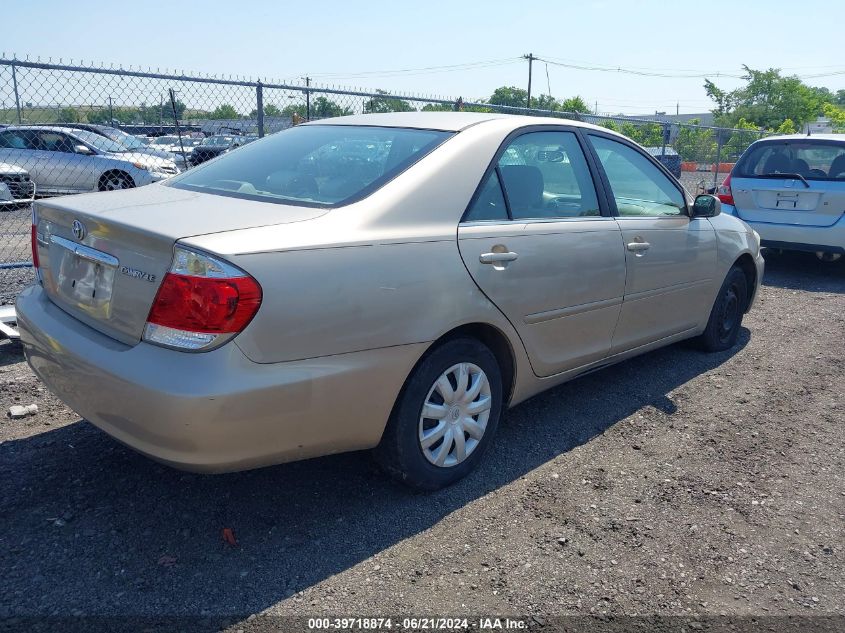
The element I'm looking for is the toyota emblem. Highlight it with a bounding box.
[72,220,86,240]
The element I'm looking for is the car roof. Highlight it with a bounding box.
[307,111,612,134]
[754,134,845,143]
[2,125,86,135]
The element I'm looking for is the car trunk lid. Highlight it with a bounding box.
[33,183,327,345]
[730,176,845,227]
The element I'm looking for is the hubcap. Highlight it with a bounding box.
[418,362,492,468]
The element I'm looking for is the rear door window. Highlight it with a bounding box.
[496,131,600,219]
[736,141,845,180]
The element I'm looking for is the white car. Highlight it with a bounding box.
[718,134,845,261]
[0,161,35,207]
[0,127,180,194]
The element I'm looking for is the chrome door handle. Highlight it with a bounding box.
[626,241,651,253]
[479,251,519,264]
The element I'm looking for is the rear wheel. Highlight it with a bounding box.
[98,171,135,191]
[374,338,502,490]
[694,265,748,352]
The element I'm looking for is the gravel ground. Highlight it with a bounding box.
[0,249,843,631]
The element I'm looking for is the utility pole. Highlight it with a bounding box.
[303,76,312,121]
[523,53,536,109]
[108,96,113,125]
[169,88,188,168]
[676,101,679,116]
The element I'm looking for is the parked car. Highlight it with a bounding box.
[16,113,763,490]
[718,134,845,262]
[0,126,179,195]
[189,135,242,166]
[0,161,35,207]
[644,146,681,178]
[144,135,202,167]
[46,123,188,169]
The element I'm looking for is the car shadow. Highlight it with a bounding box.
[0,338,24,368]
[1,330,749,629]
[762,249,845,294]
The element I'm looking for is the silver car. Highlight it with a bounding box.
[718,134,845,261]
[16,113,763,490]
[0,126,179,195]
[0,161,35,206]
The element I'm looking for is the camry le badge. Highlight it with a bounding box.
[72,220,86,240]
[120,266,157,283]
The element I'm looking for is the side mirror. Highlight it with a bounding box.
[691,194,721,218]
[74,144,95,156]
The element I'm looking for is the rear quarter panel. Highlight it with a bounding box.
[183,118,533,372]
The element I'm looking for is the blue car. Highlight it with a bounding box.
[717,134,845,262]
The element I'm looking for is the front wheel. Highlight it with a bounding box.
[374,338,503,491]
[694,265,748,352]
[98,171,135,191]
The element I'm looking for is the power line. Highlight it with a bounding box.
[306,57,521,79]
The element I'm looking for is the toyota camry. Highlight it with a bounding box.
[16,112,764,489]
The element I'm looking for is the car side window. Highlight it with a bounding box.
[38,132,75,154]
[0,131,30,149]
[589,135,685,217]
[464,169,509,222]
[498,131,600,220]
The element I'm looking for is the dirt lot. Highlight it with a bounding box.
[0,250,843,631]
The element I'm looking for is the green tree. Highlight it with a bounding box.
[87,107,138,125]
[534,94,560,111]
[489,86,529,109]
[209,104,239,119]
[250,103,283,117]
[674,119,717,162]
[705,66,822,130]
[57,107,79,123]
[137,101,186,123]
[560,96,592,114]
[281,103,307,118]
[822,103,845,132]
[722,117,763,161]
[364,90,414,113]
[774,118,797,134]
[311,96,353,118]
[421,103,454,112]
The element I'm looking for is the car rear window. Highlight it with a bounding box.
[735,140,845,180]
[168,124,452,207]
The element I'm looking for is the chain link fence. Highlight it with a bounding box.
[1,56,769,301]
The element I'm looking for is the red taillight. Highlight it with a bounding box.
[147,273,262,334]
[717,173,734,206]
[31,223,40,269]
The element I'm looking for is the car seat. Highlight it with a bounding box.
[829,154,845,179]
[762,153,791,174]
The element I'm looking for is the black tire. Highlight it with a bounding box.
[374,338,503,491]
[98,171,135,191]
[695,265,748,352]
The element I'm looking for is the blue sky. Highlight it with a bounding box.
[5,0,845,115]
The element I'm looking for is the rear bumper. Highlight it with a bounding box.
[16,284,424,473]
[724,204,845,253]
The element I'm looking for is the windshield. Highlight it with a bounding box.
[151,136,179,145]
[70,129,127,153]
[168,124,452,207]
[736,140,845,180]
[203,136,234,146]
